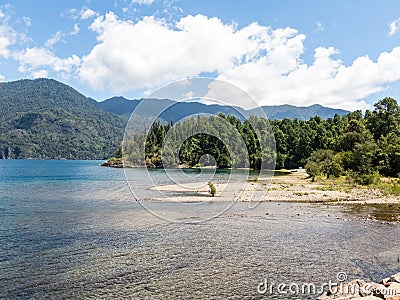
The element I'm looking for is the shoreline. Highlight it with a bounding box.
[149,170,400,205]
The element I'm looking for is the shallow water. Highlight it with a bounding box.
[0,160,399,299]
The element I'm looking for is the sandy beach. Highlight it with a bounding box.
[150,170,400,204]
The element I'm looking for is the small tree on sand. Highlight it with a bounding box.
[208,182,216,197]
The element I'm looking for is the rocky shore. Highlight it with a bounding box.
[100,158,124,168]
[318,272,400,300]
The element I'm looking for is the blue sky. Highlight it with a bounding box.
[1,0,400,110]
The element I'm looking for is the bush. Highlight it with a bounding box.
[380,180,400,195]
[305,149,343,180]
[208,182,216,197]
[305,161,321,181]
[347,171,381,185]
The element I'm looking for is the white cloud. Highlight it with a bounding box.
[71,23,80,35]
[216,46,400,110]
[79,13,265,92]
[0,35,11,58]
[184,90,194,99]
[22,16,31,29]
[32,69,48,78]
[316,21,324,32]
[131,0,155,4]
[68,7,98,20]
[45,31,64,47]
[389,17,400,36]
[80,8,97,20]
[205,79,255,109]
[0,13,24,59]
[77,13,400,110]
[0,74,4,81]
[14,47,80,77]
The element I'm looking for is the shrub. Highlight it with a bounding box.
[347,171,381,185]
[305,149,343,180]
[208,182,216,197]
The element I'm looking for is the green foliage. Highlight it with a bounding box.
[380,179,400,196]
[115,145,123,159]
[352,141,379,174]
[305,149,342,180]
[124,114,272,169]
[273,98,400,179]
[305,161,321,181]
[346,171,381,185]
[0,79,125,159]
[367,97,400,139]
[208,182,216,197]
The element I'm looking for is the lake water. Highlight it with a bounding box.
[0,160,399,299]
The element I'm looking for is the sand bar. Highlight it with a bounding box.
[149,170,400,204]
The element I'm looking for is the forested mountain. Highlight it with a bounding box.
[0,79,125,159]
[98,96,348,121]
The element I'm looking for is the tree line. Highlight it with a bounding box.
[123,114,275,170]
[121,97,400,182]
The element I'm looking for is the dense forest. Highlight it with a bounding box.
[123,114,275,170]
[121,97,400,183]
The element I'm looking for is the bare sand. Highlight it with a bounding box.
[150,170,400,204]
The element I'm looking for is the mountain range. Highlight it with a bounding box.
[0,78,349,159]
[98,96,349,122]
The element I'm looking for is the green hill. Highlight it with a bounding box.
[0,79,125,159]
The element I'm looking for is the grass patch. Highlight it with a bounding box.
[315,174,400,196]
[247,177,259,182]
[379,179,400,196]
[315,176,354,193]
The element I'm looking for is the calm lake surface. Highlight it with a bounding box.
[0,160,399,299]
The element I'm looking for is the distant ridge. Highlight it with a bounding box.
[248,103,349,120]
[98,96,349,121]
[97,96,140,116]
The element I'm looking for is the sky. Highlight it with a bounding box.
[1,0,400,111]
